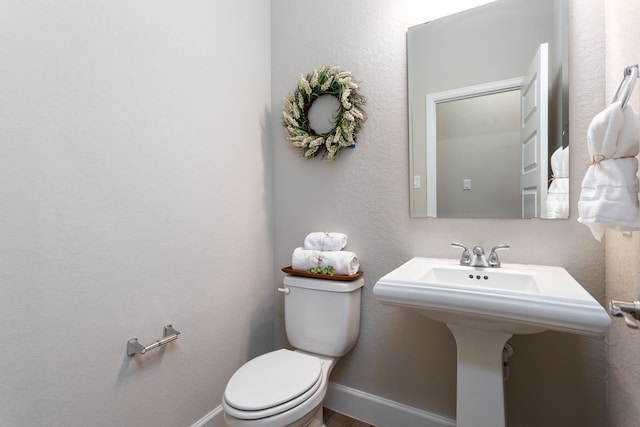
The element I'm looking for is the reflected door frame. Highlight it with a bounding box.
[425,77,524,217]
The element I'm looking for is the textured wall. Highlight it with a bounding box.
[271,0,608,425]
[0,2,272,426]
[604,1,640,426]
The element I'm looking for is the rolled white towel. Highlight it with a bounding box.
[292,247,360,276]
[303,232,348,251]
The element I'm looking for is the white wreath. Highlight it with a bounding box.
[282,65,366,160]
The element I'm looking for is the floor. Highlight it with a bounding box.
[323,408,376,427]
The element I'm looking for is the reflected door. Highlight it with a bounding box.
[520,43,549,218]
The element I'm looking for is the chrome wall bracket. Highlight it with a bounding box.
[609,300,640,329]
[127,324,181,356]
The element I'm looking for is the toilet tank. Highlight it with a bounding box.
[282,275,364,357]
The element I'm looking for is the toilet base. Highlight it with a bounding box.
[302,405,323,427]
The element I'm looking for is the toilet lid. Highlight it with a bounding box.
[224,349,323,413]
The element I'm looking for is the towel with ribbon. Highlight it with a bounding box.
[303,232,348,251]
[578,101,640,241]
[546,146,569,218]
[292,247,360,276]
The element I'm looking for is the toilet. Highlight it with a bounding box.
[222,274,365,427]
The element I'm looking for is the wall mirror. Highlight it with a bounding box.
[408,0,569,219]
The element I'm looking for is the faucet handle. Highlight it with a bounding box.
[488,244,510,268]
[451,242,471,265]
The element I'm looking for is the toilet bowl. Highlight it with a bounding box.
[222,275,364,427]
[223,350,336,427]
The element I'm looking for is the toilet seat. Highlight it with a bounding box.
[223,349,323,420]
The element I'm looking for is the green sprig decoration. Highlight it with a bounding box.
[308,266,335,276]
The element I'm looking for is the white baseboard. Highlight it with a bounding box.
[192,383,455,427]
[324,382,455,427]
[191,405,225,427]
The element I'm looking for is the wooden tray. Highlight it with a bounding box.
[281,266,363,281]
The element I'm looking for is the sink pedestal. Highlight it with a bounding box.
[448,324,512,427]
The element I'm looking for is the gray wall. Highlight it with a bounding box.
[272,0,607,425]
[436,91,522,218]
[0,2,273,426]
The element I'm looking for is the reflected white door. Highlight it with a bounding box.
[520,43,549,218]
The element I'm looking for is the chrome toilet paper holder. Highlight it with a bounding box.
[127,324,181,356]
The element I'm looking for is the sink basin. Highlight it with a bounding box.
[374,257,611,427]
[373,257,610,335]
[420,265,538,293]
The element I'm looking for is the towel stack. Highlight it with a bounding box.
[291,232,360,276]
[545,146,569,218]
[578,101,640,241]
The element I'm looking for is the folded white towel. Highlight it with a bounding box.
[578,102,640,241]
[546,177,569,218]
[587,102,638,159]
[292,247,360,276]
[545,146,569,218]
[550,146,569,179]
[303,232,348,251]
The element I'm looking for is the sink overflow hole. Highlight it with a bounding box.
[468,274,490,280]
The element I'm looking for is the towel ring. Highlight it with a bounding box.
[612,64,638,110]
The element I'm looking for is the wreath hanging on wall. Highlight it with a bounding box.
[282,65,366,160]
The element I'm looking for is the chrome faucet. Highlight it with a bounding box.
[451,242,510,268]
[470,246,488,267]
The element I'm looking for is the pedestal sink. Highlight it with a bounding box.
[373,257,610,427]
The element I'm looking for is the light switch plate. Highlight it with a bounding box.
[414,175,421,189]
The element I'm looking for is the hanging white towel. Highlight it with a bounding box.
[303,232,348,251]
[545,146,569,218]
[578,101,640,241]
[292,247,360,275]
